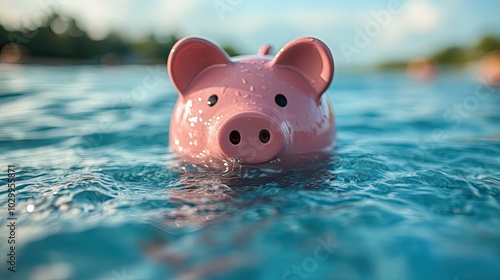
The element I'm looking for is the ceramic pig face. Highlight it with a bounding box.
[167,37,335,165]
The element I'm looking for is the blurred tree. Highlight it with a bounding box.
[432,46,467,65]
[378,36,500,69]
[0,12,234,64]
[0,25,7,41]
[472,36,500,58]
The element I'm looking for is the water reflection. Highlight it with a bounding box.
[162,152,337,228]
[139,154,337,277]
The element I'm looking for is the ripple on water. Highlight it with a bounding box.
[1,67,499,280]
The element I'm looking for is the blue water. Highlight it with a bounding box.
[0,65,499,280]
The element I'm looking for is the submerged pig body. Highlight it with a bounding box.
[167,37,336,165]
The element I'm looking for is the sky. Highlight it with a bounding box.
[1,0,499,66]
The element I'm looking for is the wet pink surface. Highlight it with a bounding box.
[167,37,336,165]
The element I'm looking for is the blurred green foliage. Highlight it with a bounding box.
[471,36,500,58]
[0,13,240,64]
[380,36,500,69]
[433,46,468,64]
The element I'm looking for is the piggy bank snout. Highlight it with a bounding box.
[217,112,287,164]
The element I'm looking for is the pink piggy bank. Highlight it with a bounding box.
[167,37,335,165]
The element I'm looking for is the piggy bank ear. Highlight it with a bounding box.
[167,37,231,94]
[271,37,334,98]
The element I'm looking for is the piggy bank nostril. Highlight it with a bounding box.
[259,129,271,143]
[229,130,241,145]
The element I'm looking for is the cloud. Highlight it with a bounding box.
[154,0,201,34]
[0,0,203,39]
[0,0,60,30]
[282,9,345,31]
[0,0,22,29]
[198,8,345,51]
[405,0,441,32]
[62,0,133,39]
[331,0,445,65]
[377,0,443,45]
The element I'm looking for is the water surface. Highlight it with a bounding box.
[0,65,499,280]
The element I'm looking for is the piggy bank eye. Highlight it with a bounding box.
[275,94,287,107]
[207,95,218,106]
